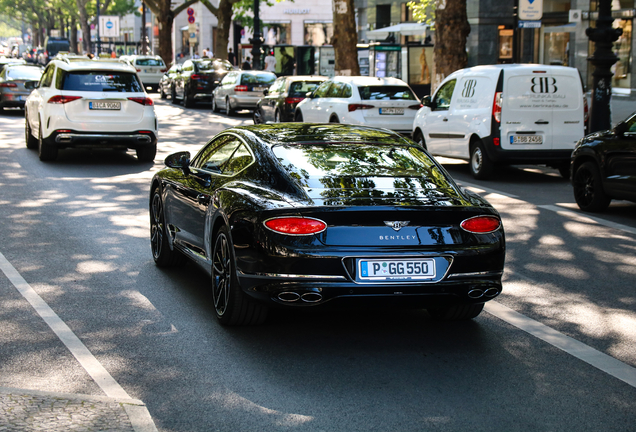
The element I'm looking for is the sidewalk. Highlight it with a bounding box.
[0,387,156,432]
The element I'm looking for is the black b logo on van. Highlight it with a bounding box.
[531,77,558,94]
[462,79,477,98]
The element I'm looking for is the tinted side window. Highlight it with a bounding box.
[313,81,332,98]
[326,82,345,97]
[222,143,253,175]
[358,85,416,100]
[221,73,237,85]
[432,79,456,110]
[288,80,323,97]
[40,65,55,88]
[136,58,165,67]
[195,136,242,172]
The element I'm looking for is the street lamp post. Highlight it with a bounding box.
[96,0,101,55]
[250,0,262,70]
[586,0,622,132]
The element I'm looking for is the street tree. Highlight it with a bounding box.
[76,0,137,54]
[331,0,359,76]
[143,0,199,66]
[407,0,470,88]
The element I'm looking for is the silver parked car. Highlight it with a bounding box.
[212,70,276,116]
[0,64,43,110]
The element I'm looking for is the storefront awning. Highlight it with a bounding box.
[366,23,429,40]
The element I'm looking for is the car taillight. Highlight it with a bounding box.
[235,85,248,92]
[160,69,167,73]
[408,104,423,110]
[348,104,375,112]
[460,216,501,233]
[128,97,154,106]
[492,92,502,123]
[285,97,304,105]
[48,95,82,104]
[0,82,17,88]
[264,217,327,235]
[136,68,141,72]
[191,74,202,80]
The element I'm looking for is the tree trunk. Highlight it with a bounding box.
[433,0,470,89]
[157,13,174,67]
[71,17,78,53]
[76,0,91,54]
[331,0,359,76]
[214,0,233,62]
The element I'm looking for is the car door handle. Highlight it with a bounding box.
[443,118,449,122]
[535,120,549,124]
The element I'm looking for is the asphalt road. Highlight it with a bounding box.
[1,96,635,432]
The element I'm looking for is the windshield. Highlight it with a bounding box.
[135,58,165,67]
[241,73,276,85]
[358,85,417,101]
[59,71,143,92]
[6,66,43,80]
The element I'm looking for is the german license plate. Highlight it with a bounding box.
[253,86,266,92]
[380,108,404,115]
[511,135,542,144]
[358,258,435,281]
[89,101,121,110]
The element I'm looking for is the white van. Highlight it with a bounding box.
[412,64,587,179]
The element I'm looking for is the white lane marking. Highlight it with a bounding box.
[456,180,520,198]
[539,204,636,236]
[0,251,130,398]
[0,250,158,432]
[486,301,636,388]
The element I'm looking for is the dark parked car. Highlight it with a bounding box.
[571,112,636,212]
[159,63,181,99]
[39,37,71,66]
[253,75,328,124]
[0,64,43,110]
[149,124,506,326]
[212,70,276,115]
[172,58,234,108]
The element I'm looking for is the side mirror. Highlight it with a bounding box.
[421,95,434,109]
[165,151,191,175]
[615,121,629,135]
[263,89,269,96]
[305,91,314,98]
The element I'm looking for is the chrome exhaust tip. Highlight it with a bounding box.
[484,288,500,298]
[277,292,300,302]
[301,292,322,303]
[467,289,485,299]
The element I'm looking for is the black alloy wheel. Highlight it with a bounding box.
[295,110,303,122]
[469,141,493,180]
[428,303,484,320]
[253,108,263,124]
[38,123,57,162]
[150,189,185,267]
[25,113,38,149]
[171,86,178,104]
[573,161,611,212]
[225,97,235,116]
[184,87,195,108]
[212,226,268,326]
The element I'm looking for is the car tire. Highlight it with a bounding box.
[160,86,167,99]
[171,87,179,105]
[469,141,494,180]
[413,130,426,150]
[428,303,484,321]
[136,145,157,162]
[38,124,57,162]
[212,96,220,113]
[295,110,303,122]
[329,115,339,123]
[150,188,186,267]
[573,161,611,212]
[274,110,281,123]
[212,225,268,326]
[225,97,235,116]
[25,114,38,149]
[184,89,195,108]
[253,108,263,124]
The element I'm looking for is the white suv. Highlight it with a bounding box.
[25,58,158,162]
[120,55,167,92]
[294,76,421,134]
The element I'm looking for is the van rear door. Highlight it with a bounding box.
[501,67,584,151]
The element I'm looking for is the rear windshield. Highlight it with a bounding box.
[272,143,443,182]
[241,73,276,85]
[6,66,43,80]
[289,81,323,97]
[358,86,417,101]
[58,71,143,92]
[47,41,70,54]
[135,58,165,67]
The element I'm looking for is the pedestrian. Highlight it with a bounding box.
[202,47,209,58]
[228,48,237,66]
[264,50,276,72]
[280,47,295,75]
[242,56,252,70]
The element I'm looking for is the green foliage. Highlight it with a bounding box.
[233,0,290,30]
[0,15,21,37]
[407,0,435,27]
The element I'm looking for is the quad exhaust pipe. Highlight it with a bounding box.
[277,291,323,303]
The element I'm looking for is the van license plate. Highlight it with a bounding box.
[380,108,404,115]
[89,101,121,110]
[358,259,435,281]
[511,135,542,144]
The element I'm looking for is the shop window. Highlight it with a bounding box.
[304,21,333,46]
[263,22,291,45]
[544,32,570,66]
[499,29,514,60]
[376,5,391,29]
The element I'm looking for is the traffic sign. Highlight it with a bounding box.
[188,15,195,24]
[187,7,195,16]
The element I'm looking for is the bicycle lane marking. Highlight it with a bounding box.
[0,250,158,432]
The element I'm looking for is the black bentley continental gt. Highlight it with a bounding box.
[149,124,505,326]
